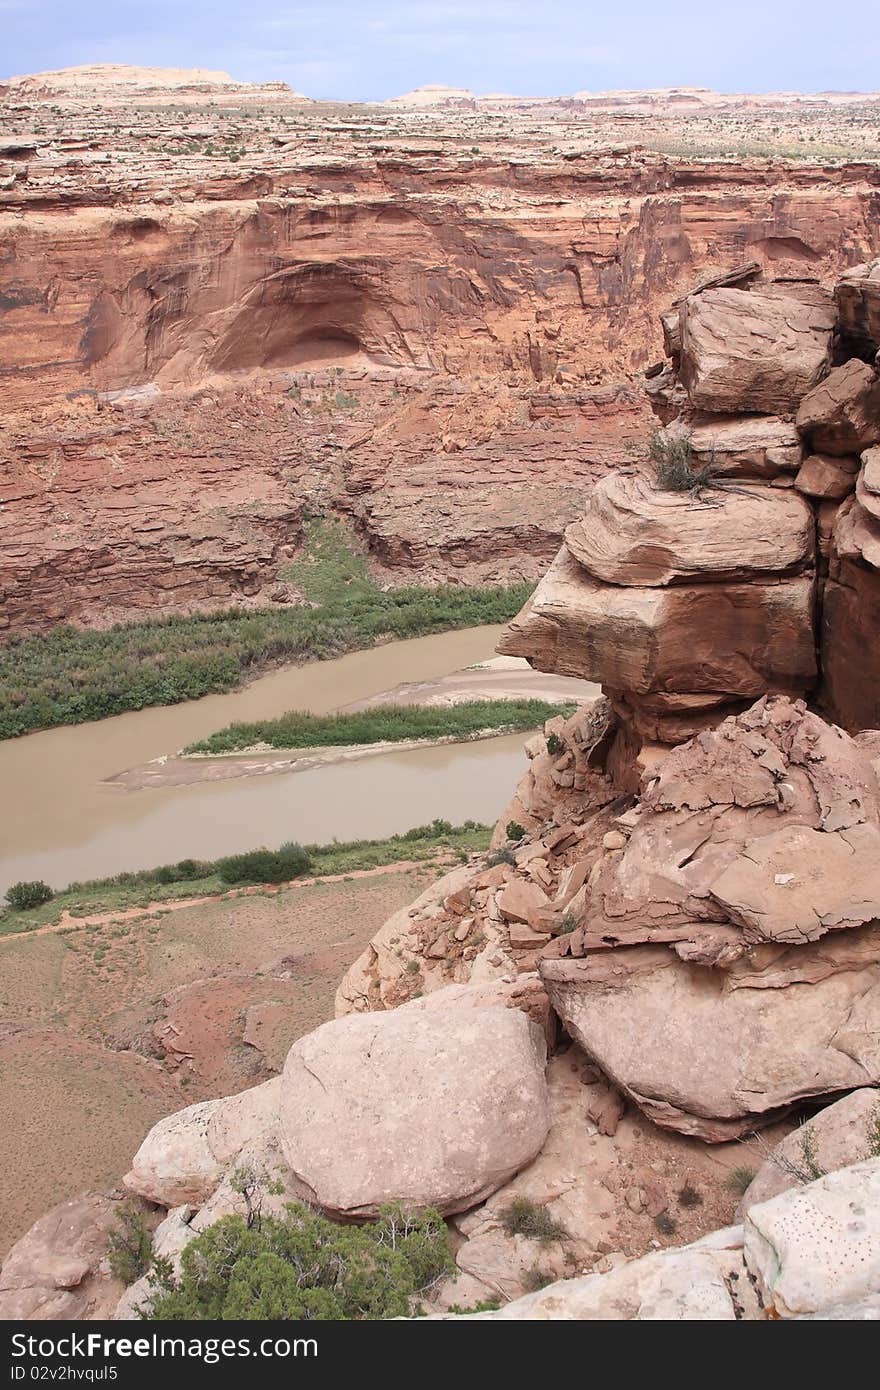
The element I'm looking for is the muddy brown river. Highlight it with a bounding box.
[0,626,541,892]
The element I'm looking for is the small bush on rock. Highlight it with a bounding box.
[4,880,53,911]
[142,1203,452,1320]
[725,1166,756,1196]
[546,732,564,756]
[486,846,517,868]
[650,430,703,491]
[505,821,526,843]
[500,1197,566,1245]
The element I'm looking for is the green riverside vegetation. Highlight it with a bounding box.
[184,698,577,755]
[0,819,491,936]
[0,519,534,740]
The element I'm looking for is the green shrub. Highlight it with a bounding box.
[0,518,535,741]
[1,822,493,933]
[4,880,53,910]
[216,843,312,885]
[185,699,573,756]
[505,821,526,842]
[500,1197,566,1245]
[142,1204,452,1320]
[546,732,564,756]
[108,1200,153,1286]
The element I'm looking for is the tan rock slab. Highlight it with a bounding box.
[796,359,880,456]
[566,471,813,586]
[497,877,549,925]
[688,415,802,478]
[680,287,833,414]
[708,822,880,944]
[278,1000,550,1217]
[498,545,816,698]
[541,942,880,1141]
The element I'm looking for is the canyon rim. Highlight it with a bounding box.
[1,37,880,1335]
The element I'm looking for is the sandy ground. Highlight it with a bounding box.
[103,660,599,791]
[0,866,431,1257]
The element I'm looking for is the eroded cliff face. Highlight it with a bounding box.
[2,92,879,629]
[337,256,880,1146]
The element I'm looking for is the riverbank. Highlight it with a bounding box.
[104,663,591,791]
[183,696,575,757]
[0,519,533,739]
[0,820,491,936]
[0,629,597,894]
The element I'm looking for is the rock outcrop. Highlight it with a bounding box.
[279,999,549,1218]
[124,1077,281,1207]
[744,1157,880,1318]
[738,1088,880,1215]
[339,694,880,1142]
[678,285,833,413]
[501,256,880,740]
[444,1158,880,1320]
[1,84,879,628]
[0,1194,126,1321]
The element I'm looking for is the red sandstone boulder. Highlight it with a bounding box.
[498,545,816,700]
[124,1077,281,1207]
[541,938,880,1141]
[796,359,880,456]
[687,415,802,478]
[0,1194,125,1321]
[538,697,880,1140]
[856,446,880,522]
[565,472,814,586]
[835,259,880,354]
[679,287,833,414]
[822,508,880,731]
[794,453,859,500]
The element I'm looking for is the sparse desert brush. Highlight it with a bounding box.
[725,1166,756,1196]
[649,430,706,491]
[500,1196,566,1245]
[677,1181,703,1209]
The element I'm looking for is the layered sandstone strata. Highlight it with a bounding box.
[1,81,879,628]
[501,258,880,737]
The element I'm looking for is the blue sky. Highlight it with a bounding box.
[2,1,879,101]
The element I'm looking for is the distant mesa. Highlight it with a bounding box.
[0,63,311,104]
[383,83,880,111]
[385,85,476,107]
